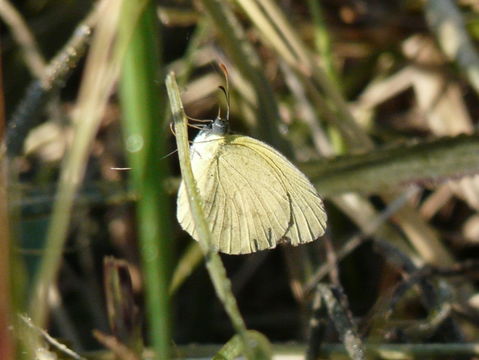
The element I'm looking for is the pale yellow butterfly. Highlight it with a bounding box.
[177,77,326,255]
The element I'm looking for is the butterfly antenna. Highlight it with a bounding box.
[219,64,230,120]
[169,122,176,137]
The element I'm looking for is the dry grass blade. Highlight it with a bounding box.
[0,0,46,79]
[29,0,123,330]
[426,0,479,94]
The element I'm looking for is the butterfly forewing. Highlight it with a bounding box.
[177,134,327,254]
[215,147,291,253]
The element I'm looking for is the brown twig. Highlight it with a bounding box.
[6,3,101,157]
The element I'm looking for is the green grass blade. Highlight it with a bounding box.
[118,1,172,359]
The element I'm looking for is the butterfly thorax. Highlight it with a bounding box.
[191,128,226,165]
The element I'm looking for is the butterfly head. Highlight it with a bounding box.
[210,115,229,136]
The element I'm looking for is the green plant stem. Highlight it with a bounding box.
[166,72,264,359]
[304,134,479,196]
[119,1,171,359]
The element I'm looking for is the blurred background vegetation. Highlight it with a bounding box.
[2,0,479,359]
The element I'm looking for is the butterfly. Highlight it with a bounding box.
[176,108,327,254]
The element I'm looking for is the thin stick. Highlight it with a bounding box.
[0,0,46,79]
[19,314,86,360]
